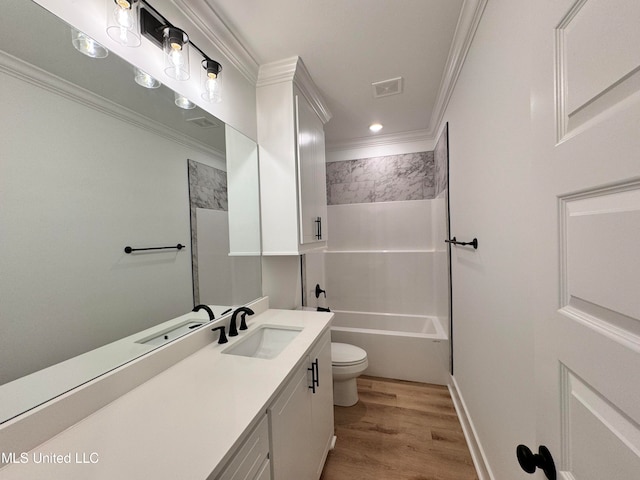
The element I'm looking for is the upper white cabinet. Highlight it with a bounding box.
[257,57,332,255]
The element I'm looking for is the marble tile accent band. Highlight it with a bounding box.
[326,151,435,205]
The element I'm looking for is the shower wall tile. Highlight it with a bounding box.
[327,201,432,250]
[188,159,227,211]
[325,251,435,315]
[326,151,435,205]
[434,124,448,198]
[329,181,375,205]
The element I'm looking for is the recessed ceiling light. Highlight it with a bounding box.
[369,123,383,133]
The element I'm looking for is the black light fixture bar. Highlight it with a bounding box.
[139,0,208,59]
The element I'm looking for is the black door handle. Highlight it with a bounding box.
[516,445,556,480]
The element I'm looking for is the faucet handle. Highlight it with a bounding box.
[211,326,228,344]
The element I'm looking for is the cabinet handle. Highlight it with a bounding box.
[308,359,319,393]
[308,364,316,393]
[313,359,320,388]
[315,217,322,240]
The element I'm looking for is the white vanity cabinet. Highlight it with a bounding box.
[213,415,271,480]
[268,330,334,480]
[257,57,332,255]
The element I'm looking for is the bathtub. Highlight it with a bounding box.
[330,310,450,385]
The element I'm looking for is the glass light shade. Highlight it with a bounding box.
[163,27,190,80]
[106,0,141,47]
[174,92,196,110]
[71,28,109,58]
[134,68,160,89]
[369,123,383,132]
[201,59,222,103]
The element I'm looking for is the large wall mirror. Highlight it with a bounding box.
[0,0,261,424]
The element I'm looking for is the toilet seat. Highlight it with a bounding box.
[332,342,367,366]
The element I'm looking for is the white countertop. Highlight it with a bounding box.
[0,308,333,479]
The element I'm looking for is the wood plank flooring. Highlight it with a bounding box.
[320,376,478,480]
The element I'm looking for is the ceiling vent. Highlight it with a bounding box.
[185,116,222,128]
[371,77,404,98]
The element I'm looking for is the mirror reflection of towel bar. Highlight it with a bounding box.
[124,244,185,254]
[445,237,478,249]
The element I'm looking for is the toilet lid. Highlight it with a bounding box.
[331,342,367,366]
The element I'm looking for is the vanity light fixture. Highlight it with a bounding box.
[369,123,383,133]
[201,59,222,103]
[139,1,222,92]
[71,28,109,58]
[106,0,141,47]
[134,67,161,88]
[174,92,196,109]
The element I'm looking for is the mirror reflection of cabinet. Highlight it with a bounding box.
[257,57,332,255]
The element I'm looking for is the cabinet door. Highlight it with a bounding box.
[214,416,270,480]
[295,93,327,245]
[268,365,314,480]
[309,332,334,478]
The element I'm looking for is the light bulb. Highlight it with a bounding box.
[203,74,221,103]
[201,59,222,103]
[106,0,141,47]
[163,27,190,80]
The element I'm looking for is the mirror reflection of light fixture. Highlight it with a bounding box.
[134,67,161,88]
[106,0,141,47]
[201,59,222,103]
[163,27,189,81]
[174,92,196,109]
[71,28,109,58]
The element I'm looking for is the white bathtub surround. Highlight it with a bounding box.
[331,311,449,384]
[308,199,450,384]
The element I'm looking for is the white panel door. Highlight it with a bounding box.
[528,0,640,478]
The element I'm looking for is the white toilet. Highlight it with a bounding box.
[331,342,368,407]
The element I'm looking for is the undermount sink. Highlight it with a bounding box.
[223,325,302,359]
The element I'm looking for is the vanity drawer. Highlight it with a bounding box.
[213,415,270,480]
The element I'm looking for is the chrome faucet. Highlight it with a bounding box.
[192,304,215,321]
[229,307,255,337]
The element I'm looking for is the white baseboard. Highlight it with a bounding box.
[448,375,494,480]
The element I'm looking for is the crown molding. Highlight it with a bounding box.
[0,50,225,161]
[256,56,299,87]
[257,56,332,124]
[428,0,488,136]
[172,0,260,85]
[326,129,434,153]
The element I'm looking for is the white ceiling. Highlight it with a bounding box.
[204,0,464,147]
